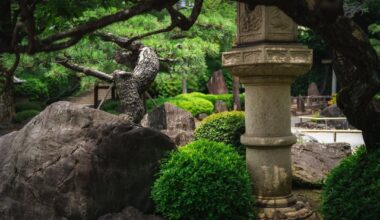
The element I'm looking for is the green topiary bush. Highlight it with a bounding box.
[321,147,380,220]
[146,96,214,116]
[195,111,245,155]
[152,140,255,220]
[176,92,245,110]
[13,110,40,123]
[170,96,214,116]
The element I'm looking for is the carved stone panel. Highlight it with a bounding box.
[266,6,297,41]
[237,3,264,44]
[237,4,297,44]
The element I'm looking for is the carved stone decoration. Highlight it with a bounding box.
[237,4,297,44]
[240,4,262,33]
[268,7,293,34]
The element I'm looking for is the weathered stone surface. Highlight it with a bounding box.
[307,83,320,97]
[141,103,195,146]
[214,100,228,113]
[292,142,351,184]
[207,70,228,94]
[320,104,344,117]
[98,206,164,220]
[0,101,175,220]
[197,113,208,121]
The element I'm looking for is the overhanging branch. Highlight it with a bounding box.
[56,57,113,82]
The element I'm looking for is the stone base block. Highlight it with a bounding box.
[256,195,315,219]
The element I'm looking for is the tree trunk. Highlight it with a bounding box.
[58,45,159,124]
[0,75,15,124]
[232,76,241,110]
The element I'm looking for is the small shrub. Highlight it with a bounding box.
[176,92,245,110]
[321,147,380,220]
[146,96,214,116]
[328,93,337,106]
[170,96,214,116]
[152,140,254,220]
[100,100,121,113]
[13,110,40,123]
[195,111,245,155]
[15,102,42,113]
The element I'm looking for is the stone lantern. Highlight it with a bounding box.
[222,4,314,219]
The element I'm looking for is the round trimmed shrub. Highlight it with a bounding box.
[195,111,245,155]
[152,140,254,220]
[170,96,213,116]
[321,147,380,220]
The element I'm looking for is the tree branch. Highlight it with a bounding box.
[0,0,180,54]
[56,57,113,82]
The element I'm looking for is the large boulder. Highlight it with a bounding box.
[292,142,351,185]
[0,101,175,220]
[141,103,195,146]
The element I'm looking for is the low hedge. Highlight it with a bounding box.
[176,92,245,110]
[152,140,254,220]
[15,102,43,113]
[146,96,214,116]
[195,111,245,155]
[321,147,380,220]
[13,110,40,123]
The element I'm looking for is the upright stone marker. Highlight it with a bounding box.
[222,4,313,219]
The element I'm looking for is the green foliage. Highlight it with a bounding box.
[13,110,40,123]
[151,140,254,220]
[100,100,121,115]
[16,1,237,100]
[321,147,380,220]
[369,23,380,55]
[15,102,43,113]
[15,58,79,102]
[374,92,380,101]
[176,92,245,110]
[195,111,245,155]
[147,95,214,116]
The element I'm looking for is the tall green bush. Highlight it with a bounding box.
[321,147,380,220]
[152,140,254,220]
[195,111,245,155]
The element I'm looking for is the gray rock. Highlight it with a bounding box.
[207,70,228,94]
[292,142,351,185]
[0,101,175,220]
[214,100,228,113]
[307,83,320,97]
[320,104,344,117]
[141,103,195,146]
[98,206,164,220]
[197,113,208,121]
